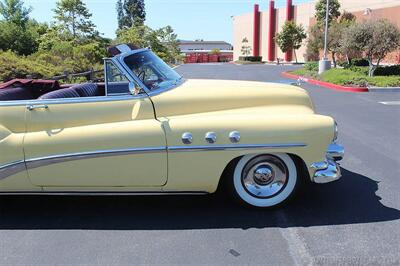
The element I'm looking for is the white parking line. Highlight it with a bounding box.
[379,101,400,105]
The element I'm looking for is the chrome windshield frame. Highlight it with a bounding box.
[115,48,183,96]
[111,48,151,95]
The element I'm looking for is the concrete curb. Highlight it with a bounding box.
[281,72,369,93]
[368,87,400,92]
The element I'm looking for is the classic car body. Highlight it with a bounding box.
[0,44,344,208]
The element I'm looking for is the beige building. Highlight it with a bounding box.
[233,0,400,63]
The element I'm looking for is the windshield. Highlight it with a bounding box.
[123,50,182,91]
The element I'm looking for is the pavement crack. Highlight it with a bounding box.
[276,210,313,266]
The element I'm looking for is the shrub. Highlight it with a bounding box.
[319,68,400,87]
[238,56,262,62]
[366,76,400,87]
[337,61,348,67]
[348,66,369,75]
[210,49,220,55]
[351,58,369,67]
[0,51,59,82]
[321,68,364,86]
[374,65,400,76]
[304,61,318,72]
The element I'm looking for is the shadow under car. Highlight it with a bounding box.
[0,168,399,230]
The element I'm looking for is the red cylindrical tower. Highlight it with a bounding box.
[285,0,293,62]
[253,4,260,57]
[268,1,275,62]
[286,0,293,21]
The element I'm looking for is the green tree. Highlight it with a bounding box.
[305,25,323,61]
[342,19,400,76]
[0,0,46,55]
[275,21,307,63]
[324,15,355,67]
[339,10,355,23]
[210,48,221,55]
[156,26,180,63]
[306,11,355,65]
[116,25,179,63]
[315,0,341,25]
[117,0,145,29]
[0,0,31,27]
[53,0,96,40]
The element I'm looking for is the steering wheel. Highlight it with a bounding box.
[137,71,146,81]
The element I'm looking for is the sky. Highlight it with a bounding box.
[23,0,312,43]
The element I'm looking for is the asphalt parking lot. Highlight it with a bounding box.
[1,63,399,265]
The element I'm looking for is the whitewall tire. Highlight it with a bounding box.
[231,153,298,208]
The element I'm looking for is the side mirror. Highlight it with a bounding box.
[129,81,141,96]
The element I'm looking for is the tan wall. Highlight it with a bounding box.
[233,13,254,61]
[293,2,315,62]
[352,5,400,28]
[259,11,270,61]
[233,1,400,63]
[275,7,287,60]
[340,0,400,12]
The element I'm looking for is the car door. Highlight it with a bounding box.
[0,103,39,191]
[23,63,167,189]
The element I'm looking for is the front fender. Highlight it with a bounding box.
[162,112,335,193]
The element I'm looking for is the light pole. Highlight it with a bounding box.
[318,0,331,74]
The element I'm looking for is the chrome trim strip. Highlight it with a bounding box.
[146,78,186,97]
[0,143,306,181]
[167,143,306,152]
[0,160,26,181]
[25,147,167,171]
[0,191,208,196]
[0,94,144,107]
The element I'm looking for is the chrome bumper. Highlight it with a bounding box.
[311,143,344,184]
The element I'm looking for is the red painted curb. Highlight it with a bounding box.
[281,72,369,93]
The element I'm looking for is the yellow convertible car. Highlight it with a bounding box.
[0,44,344,208]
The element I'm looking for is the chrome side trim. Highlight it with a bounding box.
[25,147,167,171]
[0,160,26,181]
[168,143,306,152]
[0,94,145,107]
[0,191,209,196]
[0,143,306,181]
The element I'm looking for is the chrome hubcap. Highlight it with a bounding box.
[253,165,274,185]
[242,155,288,198]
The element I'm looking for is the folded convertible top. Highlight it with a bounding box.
[0,79,60,91]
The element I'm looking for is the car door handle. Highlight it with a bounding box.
[27,105,49,111]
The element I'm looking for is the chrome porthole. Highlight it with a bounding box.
[181,132,193,144]
[205,132,217,144]
[229,131,241,143]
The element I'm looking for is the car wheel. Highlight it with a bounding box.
[231,153,299,208]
